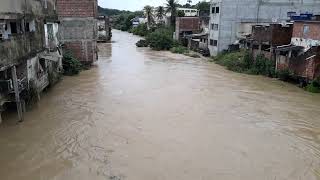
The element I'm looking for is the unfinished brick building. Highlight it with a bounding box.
[175,17,201,42]
[57,0,98,65]
[247,24,293,60]
[275,15,320,81]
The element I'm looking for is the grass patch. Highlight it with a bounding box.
[170,46,189,54]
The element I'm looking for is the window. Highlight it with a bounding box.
[213,40,218,46]
[214,24,218,30]
[216,7,220,14]
[10,22,17,34]
[25,22,30,32]
[211,24,219,30]
[212,7,220,14]
[303,25,310,36]
[210,39,214,46]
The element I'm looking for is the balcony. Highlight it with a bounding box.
[0,32,44,70]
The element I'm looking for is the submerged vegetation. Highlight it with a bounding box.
[170,46,189,54]
[306,78,320,93]
[62,52,83,76]
[136,39,149,47]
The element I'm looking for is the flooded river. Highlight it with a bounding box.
[1,30,320,180]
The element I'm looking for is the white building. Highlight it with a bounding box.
[165,8,199,25]
[208,0,320,56]
[177,8,199,17]
[131,17,147,28]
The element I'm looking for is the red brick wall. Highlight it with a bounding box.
[64,41,97,63]
[176,17,200,32]
[293,22,320,40]
[57,0,98,18]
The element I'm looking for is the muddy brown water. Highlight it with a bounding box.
[1,30,320,180]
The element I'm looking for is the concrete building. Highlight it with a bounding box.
[208,0,320,56]
[165,7,199,25]
[97,16,112,42]
[0,0,63,122]
[275,16,320,81]
[291,15,320,49]
[175,17,200,42]
[177,8,199,17]
[247,23,293,60]
[57,0,98,65]
[131,17,147,28]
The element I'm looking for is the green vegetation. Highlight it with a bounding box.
[177,10,185,17]
[156,6,165,24]
[166,0,179,27]
[170,46,189,54]
[98,6,132,16]
[144,5,154,29]
[306,78,320,93]
[251,54,276,77]
[62,52,82,76]
[131,23,149,36]
[212,51,251,73]
[146,27,174,50]
[212,51,276,77]
[277,68,293,81]
[136,40,149,47]
[196,1,210,15]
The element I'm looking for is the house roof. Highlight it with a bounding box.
[275,45,304,52]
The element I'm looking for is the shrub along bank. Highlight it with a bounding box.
[130,24,149,37]
[210,50,320,93]
[211,50,275,77]
[134,26,201,58]
[62,52,83,76]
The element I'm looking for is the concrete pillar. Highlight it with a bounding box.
[22,100,26,113]
[258,44,262,54]
[11,66,24,122]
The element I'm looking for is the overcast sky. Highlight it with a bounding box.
[98,0,201,11]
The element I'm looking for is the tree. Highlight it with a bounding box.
[166,0,178,28]
[177,10,185,17]
[144,5,154,29]
[196,1,210,16]
[187,0,192,4]
[156,6,165,24]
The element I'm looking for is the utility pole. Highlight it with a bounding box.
[11,66,24,122]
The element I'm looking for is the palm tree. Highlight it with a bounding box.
[156,6,165,24]
[166,0,178,28]
[144,5,154,29]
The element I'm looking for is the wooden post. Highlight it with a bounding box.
[11,66,24,122]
